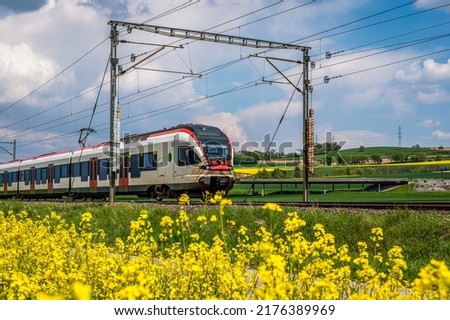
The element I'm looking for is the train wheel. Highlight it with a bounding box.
[149,185,171,201]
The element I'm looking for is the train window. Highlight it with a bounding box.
[141,152,157,171]
[72,163,80,177]
[99,159,108,181]
[24,170,30,185]
[8,172,14,184]
[36,168,41,185]
[204,142,231,161]
[54,165,61,184]
[81,161,89,182]
[61,164,69,178]
[41,168,47,184]
[178,147,201,166]
[130,154,140,178]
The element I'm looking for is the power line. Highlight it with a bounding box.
[312,47,450,86]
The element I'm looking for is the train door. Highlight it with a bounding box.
[157,140,170,178]
[173,140,190,180]
[89,158,98,192]
[174,140,201,180]
[47,164,54,193]
[119,154,129,192]
[2,172,7,193]
[30,167,36,193]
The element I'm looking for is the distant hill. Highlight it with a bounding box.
[337,146,435,157]
[317,146,450,164]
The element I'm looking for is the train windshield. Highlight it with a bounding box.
[202,141,231,161]
[193,125,231,161]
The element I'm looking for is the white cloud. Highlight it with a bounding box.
[423,58,450,81]
[432,130,450,140]
[0,1,108,105]
[193,112,248,144]
[394,61,423,83]
[395,59,450,84]
[415,0,450,11]
[418,119,441,127]
[0,42,60,104]
[417,87,450,104]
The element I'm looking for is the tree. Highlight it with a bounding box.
[371,154,382,164]
[391,152,408,163]
[410,152,427,162]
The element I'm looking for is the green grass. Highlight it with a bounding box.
[1,200,449,281]
[228,180,450,203]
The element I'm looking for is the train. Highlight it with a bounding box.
[0,123,235,200]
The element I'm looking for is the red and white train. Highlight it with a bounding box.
[0,124,235,200]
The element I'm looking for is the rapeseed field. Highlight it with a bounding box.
[1,193,449,300]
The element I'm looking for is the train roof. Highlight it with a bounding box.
[0,124,227,166]
[123,123,227,144]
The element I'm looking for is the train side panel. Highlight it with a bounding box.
[18,152,72,197]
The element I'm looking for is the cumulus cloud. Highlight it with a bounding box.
[417,87,450,104]
[193,112,248,144]
[0,42,61,104]
[418,119,441,127]
[395,59,450,84]
[432,130,450,140]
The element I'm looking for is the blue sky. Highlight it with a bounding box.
[0,0,449,162]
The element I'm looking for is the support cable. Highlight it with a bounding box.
[78,54,110,147]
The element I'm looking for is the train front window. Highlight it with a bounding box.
[203,142,230,161]
[178,146,201,166]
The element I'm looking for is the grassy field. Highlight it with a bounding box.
[232,156,450,203]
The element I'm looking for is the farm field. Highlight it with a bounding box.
[232,157,450,203]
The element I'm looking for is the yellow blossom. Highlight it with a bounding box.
[262,203,283,212]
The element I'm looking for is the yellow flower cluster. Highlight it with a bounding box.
[1,196,449,300]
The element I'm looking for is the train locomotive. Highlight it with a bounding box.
[0,124,235,200]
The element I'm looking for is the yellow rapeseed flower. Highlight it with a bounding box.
[262,203,283,212]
